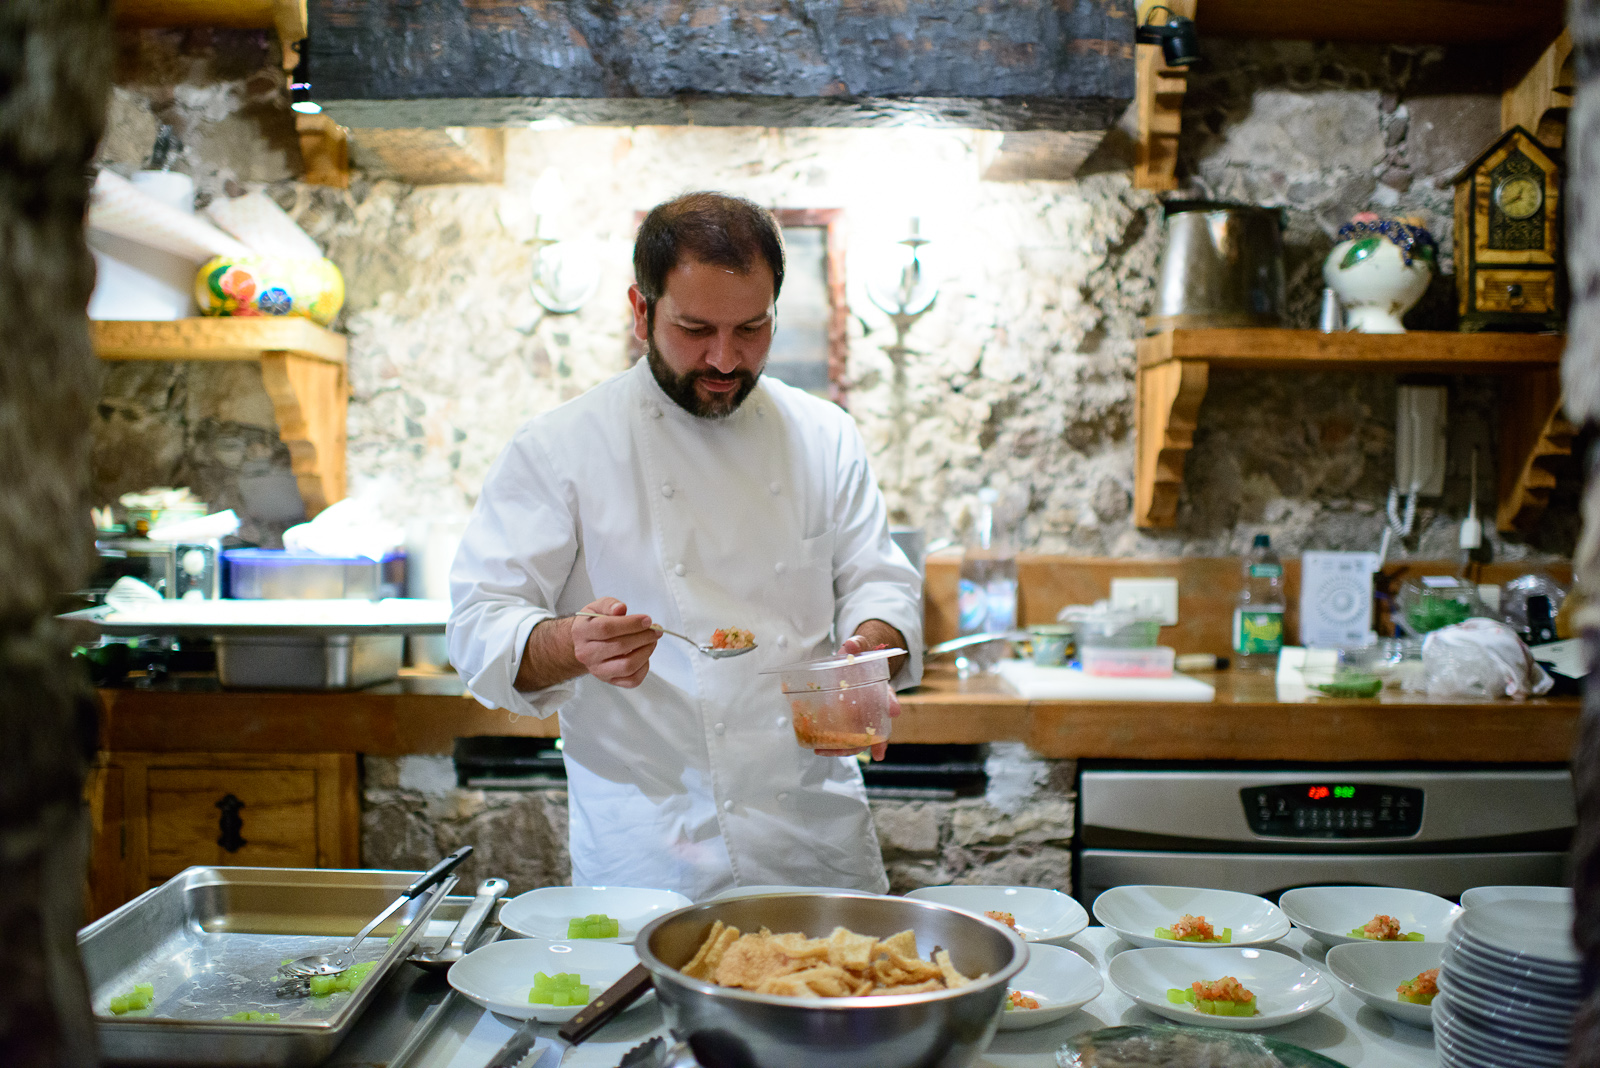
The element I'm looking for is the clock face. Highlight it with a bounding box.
[1495,175,1544,220]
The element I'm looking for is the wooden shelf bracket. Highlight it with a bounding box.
[1497,368,1575,532]
[1134,357,1210,528]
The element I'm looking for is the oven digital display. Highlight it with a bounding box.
[1241,783,1424,838]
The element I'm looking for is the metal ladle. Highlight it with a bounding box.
[280,846,472,977]
[576,610,756,658]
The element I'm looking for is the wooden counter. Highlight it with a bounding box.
[97,666,1581,764]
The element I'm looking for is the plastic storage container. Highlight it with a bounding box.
[223,549,405,600]
[1066,610,1162,650]
[1081,645,1176,678]
[766,648,903,750]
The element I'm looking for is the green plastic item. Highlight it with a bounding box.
[1314,675,1383,698]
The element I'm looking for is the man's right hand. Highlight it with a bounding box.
[571,597,660,688]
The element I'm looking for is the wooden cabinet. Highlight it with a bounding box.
[86,751,358,921]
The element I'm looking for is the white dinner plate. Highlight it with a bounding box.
[1106,946,1332,1030]
[1440,942,1582,1010]
[905,885,1089,944]
[1455,898,1579,967]
[499,886,692,943]
[1459,885,1571,911]
[994,943,1104,1031]
[1446,931,1582,990]
[1091,885,1289,950]
[448,938,642,1023]
[1435,968,1573,1043]
[1324,939,1441,1029]
[1278,886,1460,948]
[1435,993,1568,1068]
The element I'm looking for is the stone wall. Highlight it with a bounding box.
[92,30,1579,561]
[362,745,1074,895]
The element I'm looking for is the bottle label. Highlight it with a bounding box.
[958,579,987,633]
[1248,564,1283,579]
[1234,609,1284,655]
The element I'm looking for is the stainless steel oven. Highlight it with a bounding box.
[1075,761,1575,907]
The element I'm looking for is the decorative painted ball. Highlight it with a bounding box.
[194,256,345,325]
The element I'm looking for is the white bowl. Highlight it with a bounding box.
[1459,885,1571,911]
[904,885,1089,943]
[1279,886,1460,948]
[993,943,1104,1031]
[1091,885,1289,949]
[1456,898,1579,967]
[499,886,692,943]
[448,937,642,1023]
[1107,945,1332,1030]
[1325,939,1442,1029]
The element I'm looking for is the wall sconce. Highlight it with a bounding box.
[1135,5,1201,67]
[867,217,938,333]
[528,215,601,315]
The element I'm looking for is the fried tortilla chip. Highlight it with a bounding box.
[934,949,970,989]
[678,921,973,998]
[826,926,878,972]
[714,931,810,990]
[681,920,740,981]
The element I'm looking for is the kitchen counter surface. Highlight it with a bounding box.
[335,925,1435,1068]
[96,664,1580,763]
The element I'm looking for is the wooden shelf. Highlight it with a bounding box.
[1134,328,1570,531]
[93,318,348,516]
[113,0,307,67]
[1193,0,1564,45]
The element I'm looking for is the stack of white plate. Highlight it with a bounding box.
[1434,895,1579,1068]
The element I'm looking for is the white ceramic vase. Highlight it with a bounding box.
[1323,226,1434,334]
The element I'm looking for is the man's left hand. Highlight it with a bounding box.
[813,629,903,762]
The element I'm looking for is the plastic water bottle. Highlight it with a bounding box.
[1233,533,1285,672]
[957,488,1017,676]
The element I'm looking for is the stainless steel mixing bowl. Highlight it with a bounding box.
[635,893,1029,1068]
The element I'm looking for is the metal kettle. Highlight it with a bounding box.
[1148,200,1287,331]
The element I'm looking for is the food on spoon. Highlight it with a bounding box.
[711,627,756,650]
[1005,989,1040,1011]
[985,910,1018,931]
[108,982,155,1014]
[226,1010,280,1021]
[1396,968,1440,1005]
[307,960,379,997]
[529,971,590,1006]
[1166,975,1259,1017]
[566,913,621,939]
[1154,914,1232,943]
[680,921,978,997]
[1348,914,1423,941]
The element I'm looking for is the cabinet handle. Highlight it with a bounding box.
[216,793,247,852]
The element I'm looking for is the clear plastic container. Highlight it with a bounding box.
[1065,610,1162,650]
[765,649,903,750]
[1081,645,1176,678]
[223,549,405,600]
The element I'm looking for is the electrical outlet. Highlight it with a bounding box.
[1110,577,1179,626]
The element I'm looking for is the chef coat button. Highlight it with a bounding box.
[769,482,781,495]
[777,791,789,802]
[776,634,788,649]
[757,405,766,416]
[674,563,686,576]
[714,722,725,735]
[774,562,786,575]
[661,483,673,497]
[651,407,662,419]
[776,716,788,728]
[723,800,734,812]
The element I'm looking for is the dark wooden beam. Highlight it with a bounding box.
[308,1,1134,132]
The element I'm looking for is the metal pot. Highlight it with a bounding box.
[1149,200,1287,331]
[635,893,1028,1068]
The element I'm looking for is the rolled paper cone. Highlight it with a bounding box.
[205,190,323,259]
[89,170,250,262]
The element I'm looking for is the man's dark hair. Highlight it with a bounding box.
[633,192,785,317]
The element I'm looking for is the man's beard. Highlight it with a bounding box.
[645,331,761,420]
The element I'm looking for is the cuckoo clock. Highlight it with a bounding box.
[1452,126,1563,332]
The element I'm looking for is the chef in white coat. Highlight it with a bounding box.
[448,192,923,900]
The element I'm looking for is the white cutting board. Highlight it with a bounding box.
[995,660,1215,702]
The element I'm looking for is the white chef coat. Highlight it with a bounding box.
[447,358,923,901]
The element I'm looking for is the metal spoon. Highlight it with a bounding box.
[575,610,756,658]
[280,845,472,977]
[408,876,507,971]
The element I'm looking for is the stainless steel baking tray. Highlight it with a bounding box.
[79,865,455,1067]
[215,633,404,689]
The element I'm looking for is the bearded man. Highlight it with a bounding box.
[449,191,922,899]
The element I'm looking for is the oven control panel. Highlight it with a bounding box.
[1242,783,1424,838]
